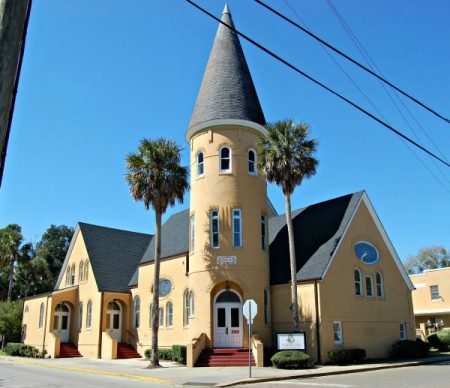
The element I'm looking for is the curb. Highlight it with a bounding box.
[216,356,450,387]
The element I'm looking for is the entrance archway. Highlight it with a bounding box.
[213,289,243,348]
[106,301,122,342]
[53,303,70,343]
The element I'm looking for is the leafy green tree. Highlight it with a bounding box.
[0,300,23,347]
[257,119,318,332]
[404,246,449,274]
[12,256,52,299]
[125,138,188,367]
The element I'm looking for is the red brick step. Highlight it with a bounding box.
[195,348,255,367]
[59,343,82,358]
[117,343,141,359]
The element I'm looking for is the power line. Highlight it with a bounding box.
[253,0,450,125]
[184,0,450,168]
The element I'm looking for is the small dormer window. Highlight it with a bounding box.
[248,149,256,175]
[197,152,204,177]
[219,147,231,173]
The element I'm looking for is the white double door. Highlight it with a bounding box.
[106,305,122,342]
[214,302,243,348]
[53,304,70,343]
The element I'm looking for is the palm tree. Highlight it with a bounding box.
[125,138,188,367]
[257,119,318,332]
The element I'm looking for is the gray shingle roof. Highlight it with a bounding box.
[77,223,152,292]
[188,5,265,131]
[269,192,364,285]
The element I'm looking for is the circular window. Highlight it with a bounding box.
[159,279,172,298]
[354,241,379,265]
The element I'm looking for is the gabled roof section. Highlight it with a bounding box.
[187,5,265,134]
[140,209,190,264]
[269,192,363,285]
[56,223,151,292]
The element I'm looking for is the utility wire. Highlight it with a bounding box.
[324,0,450,188]
[253,0,450,125]
[184,0,450,168]
[284,0,450,194]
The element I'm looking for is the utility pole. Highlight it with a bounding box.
[0,0,32,189]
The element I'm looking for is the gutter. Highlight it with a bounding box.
[314,280,321,364]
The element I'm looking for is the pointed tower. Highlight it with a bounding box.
[187,5,272,348]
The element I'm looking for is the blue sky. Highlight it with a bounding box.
[1,0,449,261]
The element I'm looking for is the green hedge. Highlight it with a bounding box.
[328,348,366,365]
[428,331,450,351]
[144,345,186,364]
[389,339,430,358]
[271,351,310,369]
[3,343,41,358]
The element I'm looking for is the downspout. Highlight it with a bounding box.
[42,295,49,353]
[97,292,104,358]
[314,280,321,364]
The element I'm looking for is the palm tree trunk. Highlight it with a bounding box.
[149,211,161,367]
[7,255,14,300]
[285,192,300,332]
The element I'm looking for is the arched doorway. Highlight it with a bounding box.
[214,289,243,348]
[106,301,122,342]
[54,303,70,343]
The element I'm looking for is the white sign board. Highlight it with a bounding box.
[217,256,237,265]
[243,299,257,321]
[277,333,306,350]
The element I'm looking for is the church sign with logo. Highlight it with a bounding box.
[277,332,306,351]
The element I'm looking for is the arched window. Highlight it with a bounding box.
[134,296,140,328]
[166,302,173,327]
[216,290,241,303]
[248,149,256,175]
[149,304,153,327]
[183,290,190,326]
[219,146,231,172]
[79,261,84,283]
[84,260,89,282]
[264,289,271,324]
[38,303,44,330]
[65,267,71,286]
[159,307,164,327]
[78,302,83,330]
[354,268,363,296]
[24,305,29,315]
[197,152,204,177]
[86,301,92,329]
[189,291,195,317]
[376,272,384,298]
[71,264,76,285]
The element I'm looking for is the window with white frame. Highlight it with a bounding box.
[84,260,89,281]
[365,275,374,297]
[261,214,267,250]
[78,302,83,330]
[430,285,440,300]
[159,307,164,327]
[333,321,343,344]
[400,322,407,339]
[264,289,271,324]
[189,291,195,317]
[232,209,242,248]
[248,149,256,175]
[219,146,231,172]
[354,268,363,296]
[38,303,44,330]
[376,272,384,298]
[190,214,195,252]
[65,267,70,286]
[166,302,173,327]
[183,290,190,326]
[71,264,76,285]
[197,152,204,177]
[133,296,140,328]
[210,209,220,248]
[86,301,92,329]
[79,261,84,283]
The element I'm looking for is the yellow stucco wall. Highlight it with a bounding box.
[22,293,51,352]
[318,200,415,362]
[410,267,450,330]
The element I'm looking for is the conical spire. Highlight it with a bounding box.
[188,5,265,134]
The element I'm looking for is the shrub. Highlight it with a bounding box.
[328,348,366,365]
[4,343,39,358]
[171,345,186,365]
[271,351,310,369]
[428,331,450,351]
[144,348,172,360]
[389,339,430,359]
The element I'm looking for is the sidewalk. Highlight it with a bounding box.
[1,354,450,387]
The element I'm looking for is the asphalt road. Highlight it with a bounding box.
[239,360,450,388]
[0,361,174,388]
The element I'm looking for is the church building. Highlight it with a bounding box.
[22,6,415,366]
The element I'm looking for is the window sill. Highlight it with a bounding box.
[196,175,204,180]
[218,171,232,175]
[432,299,442,302]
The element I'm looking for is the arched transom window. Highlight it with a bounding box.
[219,146,231,173]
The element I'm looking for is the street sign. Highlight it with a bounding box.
[243,299,257,321]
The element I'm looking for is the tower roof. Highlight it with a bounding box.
[187,5,265,137]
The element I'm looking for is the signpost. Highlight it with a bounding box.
[243,299,257,378]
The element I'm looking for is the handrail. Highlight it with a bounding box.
[126,329,144,348]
